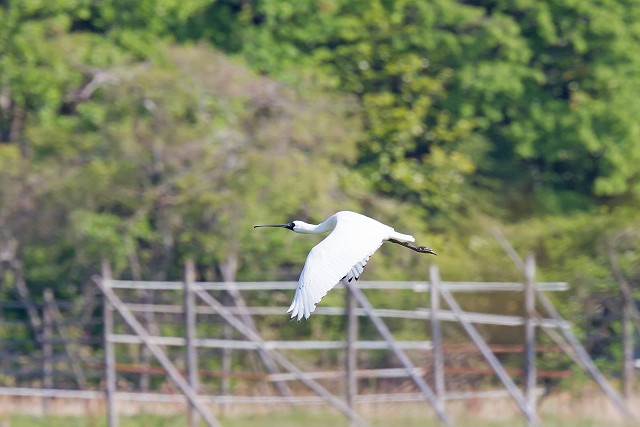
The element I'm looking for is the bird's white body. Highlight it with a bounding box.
[286,211,415,320]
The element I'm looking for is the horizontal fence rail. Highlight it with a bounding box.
[120,303,571,328]
[0,386,546,405]
[107,279,569,292]
[109,335,434,351]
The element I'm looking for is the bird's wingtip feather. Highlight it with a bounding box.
[287,286,316,321]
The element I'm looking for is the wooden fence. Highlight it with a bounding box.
[0,252,635,427]
[93,254,633,427]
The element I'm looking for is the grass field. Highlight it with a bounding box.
[1,392,635,427]
[0,411,616,427]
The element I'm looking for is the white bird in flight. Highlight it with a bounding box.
[254,211,436,320]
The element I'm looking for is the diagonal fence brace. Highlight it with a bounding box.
[439,287,540,424]
[537,291,634,420]
[96,277,222,427]
[344,281,452,426]
[193,287,370,427]
[493,228,634,421]
[223,280,293,399]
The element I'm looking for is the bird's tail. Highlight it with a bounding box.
[389,231,415,242]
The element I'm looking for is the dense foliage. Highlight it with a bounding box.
[1,0,639,378]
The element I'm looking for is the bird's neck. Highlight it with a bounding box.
[294,217,336,234]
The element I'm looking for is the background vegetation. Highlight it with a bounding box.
[1,0,639,382]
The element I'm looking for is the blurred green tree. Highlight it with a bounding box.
[189,0,640,220]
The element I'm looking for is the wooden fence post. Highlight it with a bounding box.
[524,254,537,419]
[184,260,199,427]
[345,285,358,426]
[430,265,446,401]
[102,261,117,427]
[221,318,232,405]
[623,295,635,400]
[607,238,638,401]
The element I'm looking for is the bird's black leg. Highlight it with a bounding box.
[388,239,437,255]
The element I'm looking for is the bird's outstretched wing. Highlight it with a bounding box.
[287,220,387,320]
